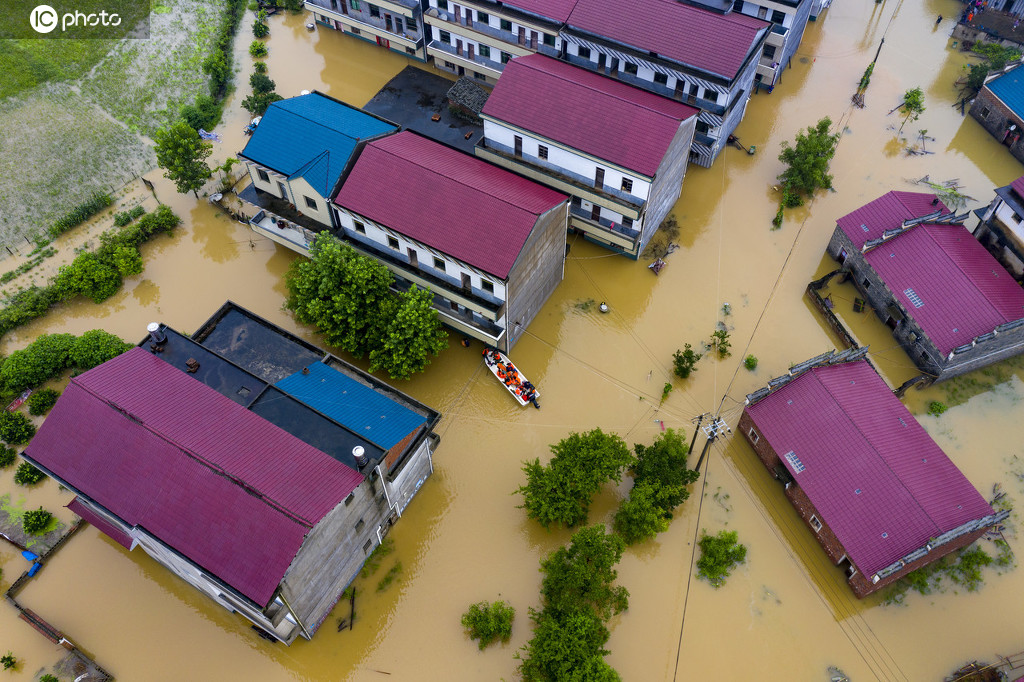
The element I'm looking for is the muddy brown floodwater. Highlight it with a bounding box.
[2,0,1024,680]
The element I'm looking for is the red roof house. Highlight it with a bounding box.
[333,130,568,352]
[740,357,1005,597]
[826,192,1024,382]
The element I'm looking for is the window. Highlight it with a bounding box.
[620,177,633,193]
[256,168,270,182]
[757,6,767,19]
[590,204,601,221]
[476,10,489,23]
[621,216,633,228]
[862,278,871,289]
[388,236,399,249]
[369,4,379,17]
[809,515,822,532]
[445,60,456,68]
[303,196,317,210]
[355,518,365,532]
[479,43,490,59]
[771,9,785,24]
[748,427,759,444]
[405,47,415,55]
[500,18,512,31]
[623,62,638,75]
[439,29,451,43]
[350,0,360,8]
[436,0,447,10]
[514,135,523,157]
[363,539,373,554]
[981,106,990,118]
[577,45,591,60]
[696,121,709,134]
[474,71,487,80]
[395,17,403,32]
[461,273,471,290]
[543,33,555,46]
[763,44,777,60]
[481,279,494,293]
[354,220,365,234]
[345,492,355,506]
[433,256,445,270]
[500,51,511,64]
[350,26,360,34]
[653,72,668,85]
[538,144,548,160]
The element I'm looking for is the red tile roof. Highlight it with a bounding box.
[865,224,1024,354]
[334,131,566,279]
[506,0,578,22]
[482,54,697,177]
[567,0,769,80]
[746,360,993,577]
[26,348,364,607]
[836,191,951,248]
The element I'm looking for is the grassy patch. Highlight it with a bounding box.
[376,561,403,592]
[0,40,113,100]
[358,537,395,579]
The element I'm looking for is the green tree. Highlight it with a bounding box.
[612,480,668,545]
[899,87,925,133]
[369,286,448,380]
[252,17,269,37]
[249,40,269,58]
[250,71,275,94]
[0,333,75,394]
[202,51,231,95]
[241,91,283,116]
[27,388,59,415]
[539,525,628,620]
[631,429,699,514]
[967,63,989,92]
[517,429,634,529]
[0,652,15,671]
[672,343,702,379]
[70,330,132,370]
[0,446,16,468]
[0,412,36,445]
[22,507,52,535]
[55,252,123,303]
[154,121,213,197]
[777,117,840,206]
[696,530,748,588]
[13,461,46,485]
[518,610,619,682]
[461,600,515,650]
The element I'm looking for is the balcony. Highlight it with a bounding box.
[766,23,788,48]
[305,0,421,46]
[426,39,503,79]
[569,205,639,248]
[475,138,643,217]
[238,183,325,254]
[424,6,538,52]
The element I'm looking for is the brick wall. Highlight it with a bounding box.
[969,86,1024,165]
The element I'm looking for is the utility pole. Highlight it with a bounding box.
[873,36,885,65]
[688,413,706,456]
[693,416,730,473]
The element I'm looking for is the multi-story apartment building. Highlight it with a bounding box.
[732,0,813,90]
[305,0,428,61]
[477,54,696,257]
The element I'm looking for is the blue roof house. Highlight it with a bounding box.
[238,91,398,250]
[970,64,1024,164]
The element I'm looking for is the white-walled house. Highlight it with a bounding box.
[305,0,428,61]
[732,0,813,91]
[477,54,697,258]
[975,175,1024,279]
[237,92,398,251]
[332,130,568,351]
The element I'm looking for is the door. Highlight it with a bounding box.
[468,44,474,60]
[594,167,605,188]
[456,38,463,56]
[590,204,601,222]
[518,26,526,45]
[530,31,538,48]
[384,13,392,31]
[277,181,288,200]
[407,248,418,267]
[454,6,460,23]
[461,273,471,291]
[514,135,522,157]
[340,0,347,14]
[598,52,606,70]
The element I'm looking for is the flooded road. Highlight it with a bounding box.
[3,0,1024,679]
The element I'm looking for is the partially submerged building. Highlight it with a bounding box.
[332,130,568,351]
[974,175,1024,279]
[477,54,697,257]
[740,352,1007,598]
[23,302,440,644]
[238,91,398,249]
[970,64,1024,163]
[305,0,428,61]
[731,0,814,90]
[825,191,1024,382]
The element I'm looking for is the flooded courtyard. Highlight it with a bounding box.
[2,0,1024,679]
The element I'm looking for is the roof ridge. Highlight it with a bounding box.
[809,367,941,536]
[71,365,317,528]
[275,102,361,144]
[374,136,543,217]
[522,58,690,121]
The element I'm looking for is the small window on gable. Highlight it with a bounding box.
[481,279,494,293]
[862,278,871,290]
[355,518,365,532]
[257,168,270,183]
[748,427,759,444]
[621,178,633,193]
[354,220,365,234]
[538,144,548,160]
[363,539,373,554]
[624,62,638,75]
[578,45,591,60]
[388,236,399,249]
[433,256,445,270]
[653,72,668,85]
[981,106,991,118]
[304,196,317,210]
[809,515,822,532]
[345,492,355,506]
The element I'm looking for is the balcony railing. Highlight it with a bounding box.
[427,39,504,76]
[306,0,420,41]
[480,138,644,209]
[569,205,640,242]
[425,6,538,50]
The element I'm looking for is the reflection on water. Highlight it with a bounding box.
[2,0,1024,680]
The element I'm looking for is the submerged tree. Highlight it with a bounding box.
[154,121,213,197]
[898,87,925,133]
[777,117,841,205]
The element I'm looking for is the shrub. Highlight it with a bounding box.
[660,382,672,403]
[41,675,58,682]
[0,652,15,670]
[710,329,731,357]
[0,333,75,394]
[0,446,15,468]
[0,411,37,445]
[113,205,146,227]
[22,507,53,535]
[179,94,221,132]
[461,600,515,650]
[70,330,132,370]
[49,192,113,238]
[672,343,702,379]
[928,401,947,417]
[249,40,268,58]
[250,72,276,94]
[696,530,747,588]
[949,547,992,591]
[253,60,268,74]
[27,388,59,415]
[13,462,46,485]
[744,354,758,370]
[252,18,269,37]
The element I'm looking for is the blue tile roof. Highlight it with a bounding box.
[275,362,427,451]
[240,92,398,197]
[987,66,1024,118]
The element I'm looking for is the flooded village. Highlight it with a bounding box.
[3,0,1024,679]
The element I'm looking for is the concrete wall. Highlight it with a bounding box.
[504,201,569,351]
[288,176,334,229]
[247,161,289,201]
[826,225,1024,382]
[386,436,435,513]
[970,86,1024,165]
[641,117,696,250]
